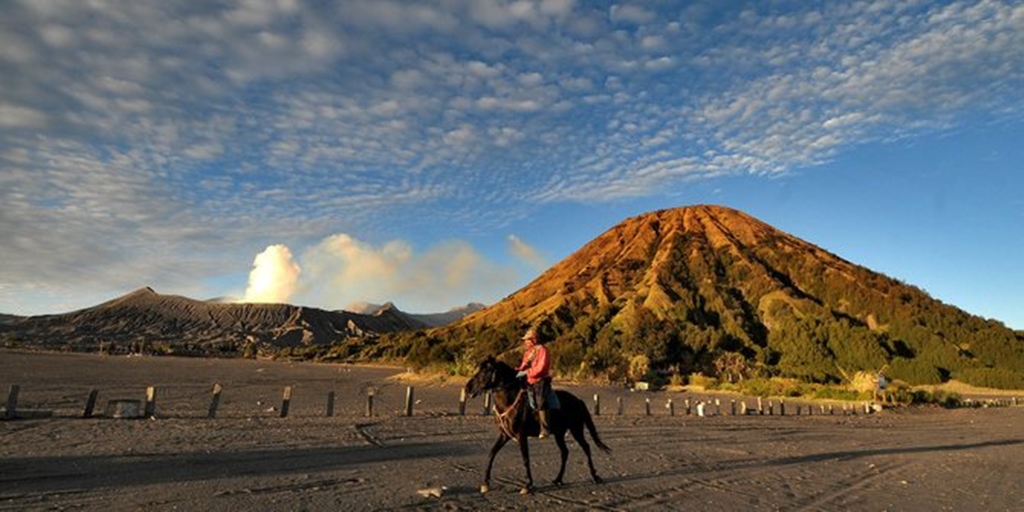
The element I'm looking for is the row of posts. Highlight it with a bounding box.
[6,384,1024,420]
[1,383,425,419]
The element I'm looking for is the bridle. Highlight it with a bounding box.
[493,385,527,442]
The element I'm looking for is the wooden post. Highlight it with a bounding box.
[779,401,785,416]
[366,389,375,417]
[459,388,467,416]
[757,397,764,415]
[326,391,335,417]
[715,398,721,416]
[684,398,691,415]
[208,383,222,419]
[767,400,774,416]
[644,397,651,416]
[144,386,157,418]
[280,386,292,418]
[5,385,19,420]
[593,394,600,416]
[730,399,737,416]
[404,386,414,417]
[83,389,99,418]
[616,396,623,416]
[667,398,674,416]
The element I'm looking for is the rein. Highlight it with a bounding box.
[493,387,527,441]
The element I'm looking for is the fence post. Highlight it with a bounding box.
[593,394,601,416]
[459,388,467,416]
[5,385,19,420]
[616,397,623,416]
[404,386,414,417]
[730,399,737,416]
[366,389,375,417]
[644,397,651,416]
[779,401,786,416]
[757,397,764,415]
[144,386,157,418]
[208,383,222,419]
[280,386,292,418]
[667,398,674,416]
[83,389,99,418]
[326,391,335,417]
[715,398,721,416]
[684,398,691,415]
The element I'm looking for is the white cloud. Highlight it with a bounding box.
[297,234,519,312]
[0,103,47,128]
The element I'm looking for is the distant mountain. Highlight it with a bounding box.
[0,313,24,326]
[0,287,434,357]
[379,205,1024,388]
[345,301,486,328]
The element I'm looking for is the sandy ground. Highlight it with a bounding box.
[2,351,1023,511]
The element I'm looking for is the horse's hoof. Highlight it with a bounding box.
[480,484,489,494]
[519,486,532,495]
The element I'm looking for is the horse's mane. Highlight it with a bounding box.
[487,358,521,388]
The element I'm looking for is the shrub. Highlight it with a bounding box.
[888,357,943,385]
[953,367,1024,390]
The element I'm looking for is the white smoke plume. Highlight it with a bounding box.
[507,234,548,271]
[242,244,301,304]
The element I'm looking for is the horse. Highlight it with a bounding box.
[464,356,611,494]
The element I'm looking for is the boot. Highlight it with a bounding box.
[538,410,550,439]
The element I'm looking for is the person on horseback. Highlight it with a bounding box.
[515,328,552,439]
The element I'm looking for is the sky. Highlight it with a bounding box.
[1,0,1022,329]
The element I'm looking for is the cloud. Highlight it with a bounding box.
[242,244,301,304]
[2,0,1023,316]
[297,234,520,312]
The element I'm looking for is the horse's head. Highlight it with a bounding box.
[464,355,517,397]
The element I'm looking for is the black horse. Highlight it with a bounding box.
[464,356,611,494]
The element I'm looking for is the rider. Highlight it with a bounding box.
[515,328,552,439]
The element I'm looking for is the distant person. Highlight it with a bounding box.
[876,371,888,404]
[516,328,552,439]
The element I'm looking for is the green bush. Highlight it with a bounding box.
[888,357,943,385]
[953,367,1024,390]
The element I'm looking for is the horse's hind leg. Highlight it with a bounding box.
[482,435,509,493]
[552,432,570,486]
[570,424,603,483]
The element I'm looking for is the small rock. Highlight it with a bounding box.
[417,487,446,498]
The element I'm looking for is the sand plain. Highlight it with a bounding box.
[2,350,1023,511]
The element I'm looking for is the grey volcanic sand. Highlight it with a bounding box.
[2,351,1022,511]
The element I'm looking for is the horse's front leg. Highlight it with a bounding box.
[482,434,510,494]
[518,433,533,494]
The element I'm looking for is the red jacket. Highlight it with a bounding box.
[518,344,550,384]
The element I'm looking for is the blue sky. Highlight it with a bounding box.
[1,0,1022,329]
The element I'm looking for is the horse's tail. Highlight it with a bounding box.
[582,401,611,453]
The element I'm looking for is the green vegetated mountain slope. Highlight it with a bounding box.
[377,205,1024,388]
